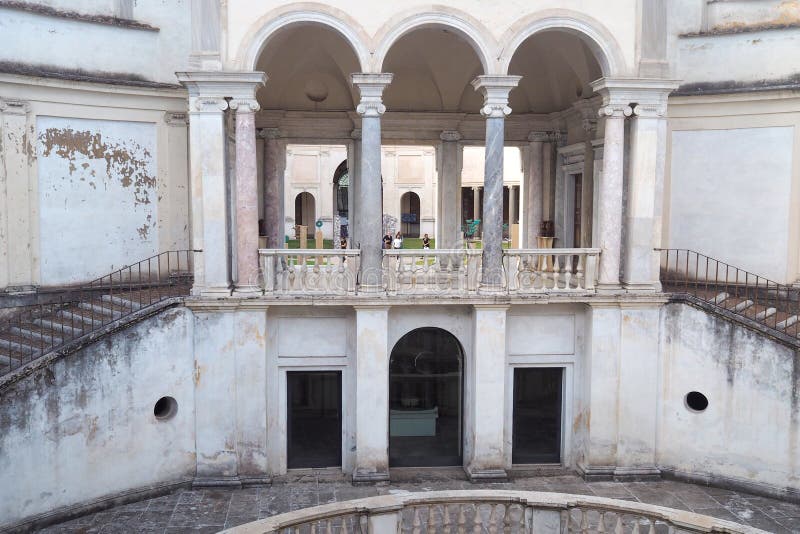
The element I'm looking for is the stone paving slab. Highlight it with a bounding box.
[34,474,800,533]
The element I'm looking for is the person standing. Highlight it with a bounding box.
[393,232,403,249]
[383,233,393,250]
[422,233,430,250]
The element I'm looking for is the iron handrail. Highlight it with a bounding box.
[0,250,198,376]
[657,248,799,337]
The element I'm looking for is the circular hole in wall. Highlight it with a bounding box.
[685,391,709,412]
[154,396,178,420]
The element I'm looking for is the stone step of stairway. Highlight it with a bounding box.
[713,292,730,304]
[101,294,142,311]
[776,315,799,330]
[9,326,63,345]
[755,308,777,320]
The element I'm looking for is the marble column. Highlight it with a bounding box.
[353,306,390,483]
[623,91,673,291]
[472,187,480,223]
[438,130,463,249]
[261,128,285,250]
[508,185,517,236]
[526,132,548,247]
[466,304,509,481]
[592,91,631,290]
[352,73,393,291]
[472,76,521,291]
[231,99,261,295]
[347,132,361,248]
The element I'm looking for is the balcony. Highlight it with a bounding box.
[259,248,600,298]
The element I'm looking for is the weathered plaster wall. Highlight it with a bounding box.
[666,124,796,282]
[37,116,159,284]
[0,306,196,528]
[658,302,800,495]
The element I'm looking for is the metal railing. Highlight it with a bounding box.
[658,249,800,337]
[220,490,764,534]
[0,250,196,375]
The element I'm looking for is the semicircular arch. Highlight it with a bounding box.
[499,10,628,77]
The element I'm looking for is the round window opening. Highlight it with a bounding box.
[685,391,708,412]
[154,396,178,420]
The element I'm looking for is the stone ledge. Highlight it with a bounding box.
[0,0,159,31]
[0,61,181,89]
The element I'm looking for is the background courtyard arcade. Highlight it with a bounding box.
[0,1,799,531]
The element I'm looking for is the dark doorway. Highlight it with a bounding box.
[512,367,563,464]
[400,191,421,237]
[287,371,342,469]
[389,328,463,467]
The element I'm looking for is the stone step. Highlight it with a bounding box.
[34,319,84,337]
[0,352,20,366]
[733,300,754,312]
[57,310,105,328]
[9,326,63,345]
[101,294,141,311]
[712,292,730,304]
[755,308,777,320]
[776,315,799,330]
[0,337,38,355]
[77,302,122,320]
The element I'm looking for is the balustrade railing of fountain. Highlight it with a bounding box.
[505,248,600,293]
[222,490,764,534]
[383,250,483,296]
[261,250,360,296]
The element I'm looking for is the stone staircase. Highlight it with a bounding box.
[659,249,800,345]
[0,251,195,377]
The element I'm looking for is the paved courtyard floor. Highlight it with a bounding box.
[36,472,800,533]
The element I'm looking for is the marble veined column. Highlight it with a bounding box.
[438,131,463,249]
[261,128,285,250]
[352,73,393,291]
[472,75,521,292]
[231,99,261,295]
[526,132,548,247]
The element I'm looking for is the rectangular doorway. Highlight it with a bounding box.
[287,371,342,469]
[512,367,563,464]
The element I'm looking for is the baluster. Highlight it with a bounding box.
[457,504,467,533]
[325,517,333,534]
[502,504,512,534]
[631,517,640,534]
[400,508,414,534]
[412,506,423,534]
[597,511,606,533]
[427,504,438,533]
[647,518,655,534]
[488,504,499,534]
[579,509,588,534]
[442,504,452,534]
[564,253,573,289]
[522,506,532,534]
[560,510,570,534]
[614,514,623,534]
[576,253,586,290]
[552,254,561,290]
[359,514,369,534]
[474,504,484,532]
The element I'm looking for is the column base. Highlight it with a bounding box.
[622,281,661,292]
[4,285,38,295]
[192,476,243,488]
[352,470,390,485]
[613,466,661,481]
[358,284,384,294]
[477,283,505,295]
[233,285,263,297]
[193,286,232,298]
[239,475,273,487]
[577,463,616,482]
[595,282,625,294]
[465,467,508,483]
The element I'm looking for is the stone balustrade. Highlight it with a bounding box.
[261,249,360,295]
[221,490,764,534]
[258,248,600,297]
[505,248,601,293]
[383,249,483,296]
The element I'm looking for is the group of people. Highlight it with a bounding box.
[381,232,431,249]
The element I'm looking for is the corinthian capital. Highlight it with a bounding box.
[440,130,462,142]
[471,75,521,118]
[351,73,393,118]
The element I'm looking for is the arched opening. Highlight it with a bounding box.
[389,327,464,467]
[294,192,316,235]
[399,191,421,237]
[333,160,349,243]
[507,29,605,249]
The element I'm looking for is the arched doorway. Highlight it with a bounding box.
[389,327,463,467]
[333,160,349,241]
[294,192,316,234]
[400,191,421,238]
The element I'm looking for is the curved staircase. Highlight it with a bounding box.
[0,250,195,377]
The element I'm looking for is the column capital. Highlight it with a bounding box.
[229,98,260,113]
[192,97,229,112]
[471,75,521,118]
[590,77,680,118]
[350,128,362,139]
[164,111,189,126]
[351,73,393,117]
[440,130,462,142]
[0,99,30,115]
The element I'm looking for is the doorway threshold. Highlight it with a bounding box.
[389,466,468,483]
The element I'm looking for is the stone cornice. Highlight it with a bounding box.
[176,71,267,101]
